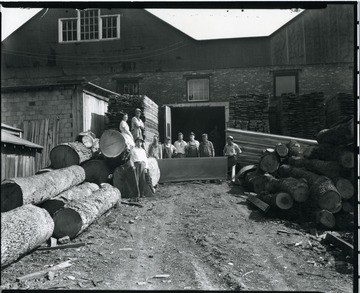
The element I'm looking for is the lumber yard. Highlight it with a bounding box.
[0,3,357,292]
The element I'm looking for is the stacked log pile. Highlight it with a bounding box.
[280,92,326,139]
[324,93,354,128]
[105,94,159,144]
[241,118,354,231]
[228,94,270,133]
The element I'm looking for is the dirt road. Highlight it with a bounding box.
[1,181,354,291]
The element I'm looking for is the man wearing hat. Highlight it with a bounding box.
[186,132,200,157]
[174,132,187,158]
[223,135,242,176]
[129,137,155,200]
[199,133,215,157]
[131,108,145,142]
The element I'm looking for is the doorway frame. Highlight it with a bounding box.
[164,101,229,131]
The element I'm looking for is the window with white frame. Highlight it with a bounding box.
[187,78,210,101]
[59,9,120,43]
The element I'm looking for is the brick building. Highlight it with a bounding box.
[1,5,355,148]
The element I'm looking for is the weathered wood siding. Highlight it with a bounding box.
[82,93,108,138]
[1,146,37,181]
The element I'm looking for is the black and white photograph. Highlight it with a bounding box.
[0,1,358,291]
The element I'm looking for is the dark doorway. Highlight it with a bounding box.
[171,107,225,156]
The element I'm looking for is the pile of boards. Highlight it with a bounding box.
[280,92,326,139]
[324,93,353,128]
[240,117,354,231]
[228,94,270,133]
[105,94,159,145]
[1,129,160,268]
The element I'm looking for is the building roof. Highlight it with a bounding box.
[1,130,43,149]
[1,123,23,133]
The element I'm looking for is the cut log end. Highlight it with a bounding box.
[259,151,280,173]
[275,192,294,210]
[292,186,309,203]
[1,183,23,213]
[334,178,354,199]
[38,200,65,218]
[317,191,342,213]
[52,208,83,239]
[317,210,336,229]
[275,143,289,157]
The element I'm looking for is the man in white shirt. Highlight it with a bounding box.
[174,132,187,158]
[130,137,155,200]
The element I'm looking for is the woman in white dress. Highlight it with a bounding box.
[119,113,135,147]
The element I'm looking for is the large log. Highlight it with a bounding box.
[316,117,353,145]
[315,210,336,229]
[332,177,354,199]
[303,144,354,168]
[258,149,280,173]
[1,205,54,268]
[275,143,289,158]
[1,165,85,213]
[52,183,121,239]
[39,182,99,217]
[113,163,139,199]
[247,173,280,194]
[278,164,319,185]
[50,142,93,169]
[81,159,113,185]
[99,130,133,166]
[278,177,309,203]
[309,176,342,213]
[260,192,294,210]
[288,157,341,179]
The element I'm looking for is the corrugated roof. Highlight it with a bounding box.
[1,130,43,149]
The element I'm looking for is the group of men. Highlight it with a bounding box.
[119,108,243,201]
[147,132,216,159]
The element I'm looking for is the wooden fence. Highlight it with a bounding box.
[22,118,60,171]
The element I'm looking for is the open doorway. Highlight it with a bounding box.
[171,106,225,156]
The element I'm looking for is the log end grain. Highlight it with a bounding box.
[259,151,280,173]
[317,210,336,229]
[50,145,80,169]
[81,159,112,185]
[317,191,342,213]
[99,130,127,158]
[275,192,294,210]
[52,208,83,239]
[0,183,23,213]
[334,178,354,199]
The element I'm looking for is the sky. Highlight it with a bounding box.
[0,6,303,41]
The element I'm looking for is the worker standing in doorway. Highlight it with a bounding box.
[174,132,187,158]
[199,133,215,157]
[186,132,200,157]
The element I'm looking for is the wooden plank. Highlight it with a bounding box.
[42,119,49,168]
[246,194,270,212]
[16,260,73,282]
[325,232,353,258]
[37,242,85,251]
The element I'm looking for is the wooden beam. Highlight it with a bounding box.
[37,242,85,251]
[325,232,353,258]
[246,194,270,213]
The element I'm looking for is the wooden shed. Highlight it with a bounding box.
[1,127,43,181]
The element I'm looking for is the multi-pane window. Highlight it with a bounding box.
[80,9,99,40]
[59,9,120,43]
[187,78,210,101]
[62,19,77,42]
[102,16,118,39]
[116,80,140,95]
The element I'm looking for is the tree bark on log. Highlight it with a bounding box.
[303,144,354,168]
[1,205,54,268]
[259,149,280,173]
[39,182,99,217]
[278,177,309,203]
[316,117,353,145]
[275,143,289,158]
[309,176,342,213]
[332,177,354,199]
[99,130,132,166]
[286,140,302,157]
[52,183,121,239]
[81,159,113,185]
[260,192,294,210]
[278,165,319,185]
[288,157,341,179]
[50,142,93,169]
[1,165,85,213]
[248,174,280,194]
